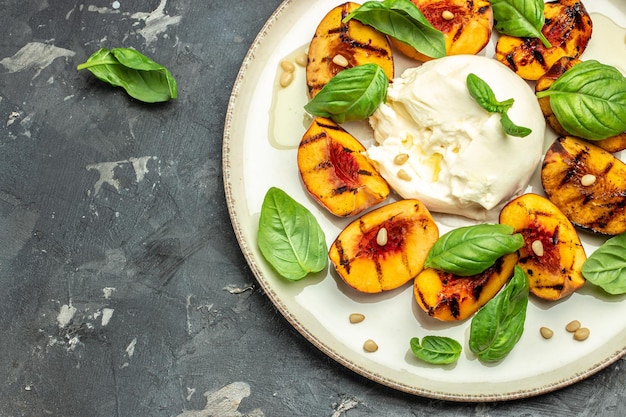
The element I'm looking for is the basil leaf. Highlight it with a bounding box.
[500,112,532,138]
[257,187,328,281]
[535,60,626,140]
[343,0,446,59]
[582,233,626,295]
[469,266,529,362]
[466,73,532,138]
[467,73,513,113]
[304,64,388,123]
[410,336,462,365]
[77,48,177,103]
[425,224,524,276]
[490,0,551,48]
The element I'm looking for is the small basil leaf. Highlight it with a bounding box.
[500,112,532,138]
[535,60,626,140]
[469,266,529,362]
[257,187,328,281]
[410,336,462,365]
[425,224,524,276]
[344,0,446,59]
[581,233,626,295]
[77,47,177,103]
[466,73,532,138]
[466,73,513,113]
[304,64,388,123]
[490,0,551,48]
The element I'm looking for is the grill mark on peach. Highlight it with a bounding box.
[505,53,518,72]
[318,5,390,77]
[300,131,327,148]
[545,1,590,56]
[340,5,390,55]
[337,218,412,287]
[582,193,626,230]
[453,25,465,43]
[531,48,547,68]
[424,259,505,319]
[315,120,344,131]
[335,239,350,274]
[533,283,565,292]
[559,147,589,186]
[448,297,461,319]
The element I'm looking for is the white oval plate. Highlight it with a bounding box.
[223,0,626,401]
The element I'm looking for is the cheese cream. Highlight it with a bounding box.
[367,55,546,220]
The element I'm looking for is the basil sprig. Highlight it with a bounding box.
[304,64,388,123]
[469,266,529,363]
[535,60,626,140]
[466,73,532,138]
[343,0,446,59]
[410,336,462,365]
[77,48,177,103]
[425,224,524,276]
[490,0,551,48]
[581,233,626,295]
[257,187,328,281]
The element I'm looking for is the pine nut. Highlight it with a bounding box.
[397,169,412,181]
[332,54,349,67]
[442,10,454,20]
[280,60,295,73]
[363,339,378,352]
[376,227,388,246]
[279,71,293,88]
[574,327,590,341]
[531,240,544,257]
[295,53,308,67]
[580,174,596,186]
[540,326,554,339]
[393,153,409,165]
[566,320,581,332]
[349,313,365,324]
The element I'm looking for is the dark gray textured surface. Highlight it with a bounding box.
[1,1,625,416]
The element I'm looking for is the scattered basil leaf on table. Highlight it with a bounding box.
[77,48,178,103]
[535,60,626,140]
[581,232,626,295]
[343,0,446,59]
[257,187,328,281]
[466,73,532,138]
[469,266,529,363]
[490,0,552,48]
[410,336,462,365]
[304,64,388,123]
[425,224,524,276]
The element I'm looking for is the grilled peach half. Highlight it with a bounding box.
[541,136,626,236]
[535,57,626,152]
[297,117,390,217]
[329,199,439,293]
[306,2,394,98]
[391,0,493,62]
[495,0,592,80]
[414,252,518,321]
[499,193,586,301]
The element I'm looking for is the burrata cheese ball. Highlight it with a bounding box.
[367,55,546,220]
